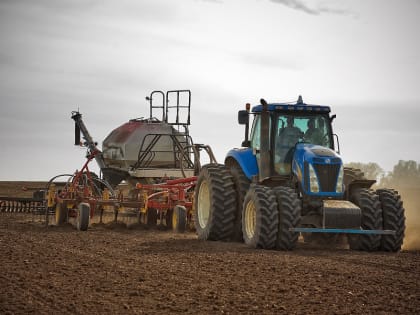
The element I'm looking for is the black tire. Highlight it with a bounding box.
[242,185,278,249]
[165,208,173,229]
[272,187,301,250]
[172,205,187,233]
[76,203,90,231]
[146,208,158,227]
[55,202,67,226]
[376,189,405,252]
[227,163,251,242]
[194,164,236,241]
[348,189,382,251]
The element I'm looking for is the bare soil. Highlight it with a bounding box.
[0,183,419,314]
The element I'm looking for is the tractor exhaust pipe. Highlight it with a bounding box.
[259,98,271,182]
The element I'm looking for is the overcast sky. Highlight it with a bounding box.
[0,0,419,180]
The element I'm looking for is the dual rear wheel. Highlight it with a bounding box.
[348,187,405,252]
[242,186,301,250]
[194,164,300,250]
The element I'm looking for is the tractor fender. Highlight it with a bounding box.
[346,179,376,200]
[225,148,258,180]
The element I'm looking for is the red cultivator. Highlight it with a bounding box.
[47,151,198,232]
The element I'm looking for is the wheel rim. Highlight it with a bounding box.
[172,208,178,229]
[244,200,256,239]
[76,208,81,230]
[197,181,210,229]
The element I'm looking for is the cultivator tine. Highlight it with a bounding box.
[0,196,48,215]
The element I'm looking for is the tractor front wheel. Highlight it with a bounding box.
[242,185,278,249]
[377,189,405,252]
[348,189,382,251]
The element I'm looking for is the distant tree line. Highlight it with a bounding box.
[345,160,420,188]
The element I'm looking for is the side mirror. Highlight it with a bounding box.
[330,114,336,123]
[238,110,249,125]
[241,140,251,147]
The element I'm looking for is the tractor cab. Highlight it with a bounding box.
[232,97,343,198]
[249,106,334,176]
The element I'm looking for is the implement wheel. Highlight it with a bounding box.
[272,187,301,250]
[242,185,278,249]
[146,208,158,227]
[76,203,90,231]
[165,209,173,229]
[349,189,382,251]
[194,164,236,241]
[377,189,405,252]
[172,205,187,233]
[55,202,67,226]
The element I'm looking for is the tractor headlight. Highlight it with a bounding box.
[309,164,319,193]
[335,164,344,193]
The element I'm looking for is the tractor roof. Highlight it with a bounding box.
[251,97,331,114]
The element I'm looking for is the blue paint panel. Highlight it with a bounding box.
[292,143,344,198]
[290,228,396,235]
[225,148,258,180]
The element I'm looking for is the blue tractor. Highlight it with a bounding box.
[193,97,405,251]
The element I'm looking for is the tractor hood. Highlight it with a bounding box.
[294,144,341,164]
[293,143,344,197]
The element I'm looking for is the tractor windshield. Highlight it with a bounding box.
[274,114,331,175]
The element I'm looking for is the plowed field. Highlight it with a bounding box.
[0,213,419,315]
[0,182,419,314]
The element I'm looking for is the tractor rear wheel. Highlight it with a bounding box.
[55,202,67,226]
[227,163,251,242]
[348,189,382,251]
[377,189,405,252]
[194,164,236,241]
[76,203,90,231]
[272,187,301,250]
[172,205,187,233]
[242,185,278,249]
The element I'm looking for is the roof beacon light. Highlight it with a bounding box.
[297,95,303,105]
[246,103,251,112]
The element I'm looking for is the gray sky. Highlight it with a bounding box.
[0,0,419,180]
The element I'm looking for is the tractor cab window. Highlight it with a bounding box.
[274,114,331,175]
[302,116,330,147]
[250,115,261,150]
[250,115,271,170]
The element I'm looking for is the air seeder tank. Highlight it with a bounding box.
[102,116,190,170]
[73,90,196,187]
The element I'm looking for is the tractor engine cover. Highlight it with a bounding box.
[322,200,361,229]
